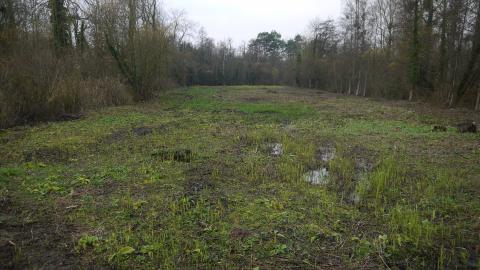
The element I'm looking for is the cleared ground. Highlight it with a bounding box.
[0,86,479,269]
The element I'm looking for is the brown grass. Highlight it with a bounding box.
[0,46,132,128]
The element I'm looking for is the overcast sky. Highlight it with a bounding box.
[163,0,343,47]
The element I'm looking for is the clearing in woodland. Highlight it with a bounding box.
[1,86,479,269]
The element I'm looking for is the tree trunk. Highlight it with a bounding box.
[126,0,143,100]
[409,0,420,100]
[222,50,226,86]
[49,0,71,52]
[448,92,454,108]
[333,60,338,92]
[438,0,448,87]
[448,5,468,106]
[355,71,361,96]
[423,0,435,92]
[0,0,14,49]
[363,71,368,97]
[454,3,480,105]
[475,89,480,111]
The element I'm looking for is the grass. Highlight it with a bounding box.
[0,85,479,269]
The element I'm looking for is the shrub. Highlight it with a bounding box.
[0,42,132,128]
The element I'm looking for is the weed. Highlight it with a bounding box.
[77,235,100,251]
[1,86,478,269]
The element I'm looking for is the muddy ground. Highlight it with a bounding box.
[0,86,479,269]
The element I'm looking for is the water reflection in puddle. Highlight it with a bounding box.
[317,145,336,162]
[348,192,361,205]
[304,168,329,185]
[270,143,283,157]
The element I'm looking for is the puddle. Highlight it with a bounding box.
[304,168,329,185]
[280,120,292,128]
[270,143,283,157]
[348,192,361,205]
[281,122,297,134]
[351,146,376,176]
[316,145,336,162]
[345,172,371,205]
[305,143,335,185]
[355,157,374,174]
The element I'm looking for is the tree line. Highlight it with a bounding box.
[1,0,479,128]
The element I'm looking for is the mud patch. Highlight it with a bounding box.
[457,122,477,133]
[266,89,278,94]
[0,137,7,145]
[70,178,121,203]
[152,148,193,163]
[229,228,253,240]
[132,127,153,136]
[237,131,276,148]
[0,196,89,269]
[53,113,83,123]
[101,130,127,144]
[183,167,214,198]
[24,147,71,163]
[432,125,447,132]
[155,121,182,133]
[241,96,270,103]
[0,131,26,145]
[264,162,280,181]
